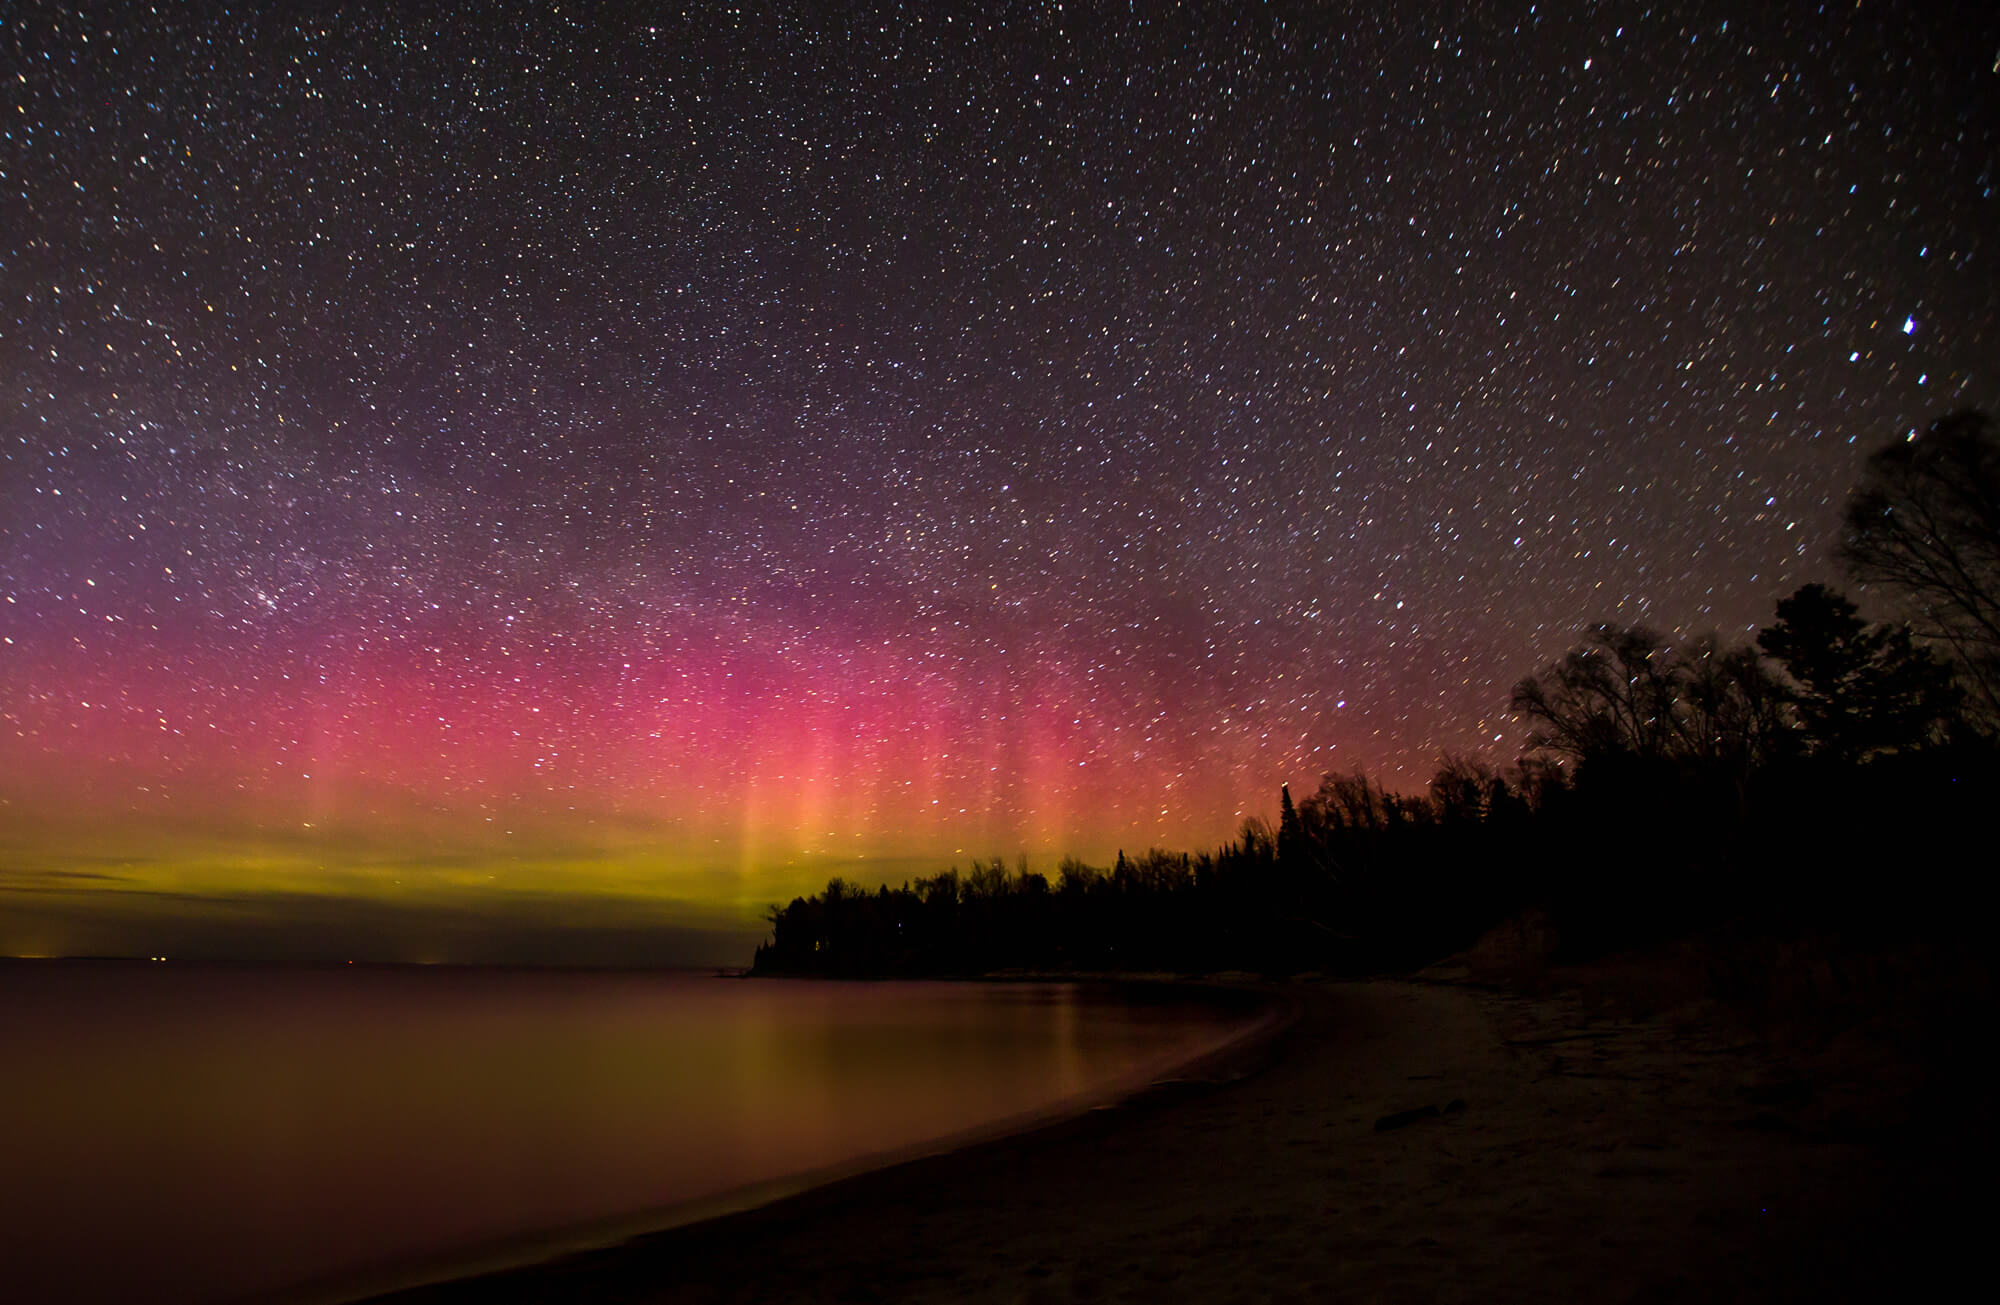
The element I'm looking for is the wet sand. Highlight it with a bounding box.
[364,976,1985,1304]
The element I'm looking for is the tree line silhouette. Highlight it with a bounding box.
[755,412,2000,977]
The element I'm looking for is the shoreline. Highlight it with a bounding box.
[278,978,1294,1305]
[356,973,1988,1305]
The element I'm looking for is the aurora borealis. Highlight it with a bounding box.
[3,2,1995,962]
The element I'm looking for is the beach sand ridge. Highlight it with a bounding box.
[369,976,1982,1304]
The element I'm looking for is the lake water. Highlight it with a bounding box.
[0,962,1262,1305]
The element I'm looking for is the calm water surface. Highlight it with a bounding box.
[0,962,1259,1305]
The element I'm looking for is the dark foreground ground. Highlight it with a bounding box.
[361,950,1990,1305]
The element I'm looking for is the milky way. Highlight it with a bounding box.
[3,2,1995,958]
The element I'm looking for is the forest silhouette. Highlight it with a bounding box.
[755,412,2000,977]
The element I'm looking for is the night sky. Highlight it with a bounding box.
[4,1,1995,962]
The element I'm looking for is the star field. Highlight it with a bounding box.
[3,1,1996,953]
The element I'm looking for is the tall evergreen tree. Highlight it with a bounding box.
[1277,783,1303,863]
[1757,584,1958,762]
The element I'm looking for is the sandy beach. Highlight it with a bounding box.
[366,973,1985,1304]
